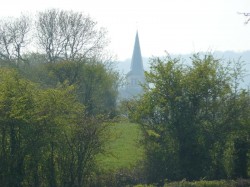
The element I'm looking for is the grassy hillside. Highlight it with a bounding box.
[97,122,144,171]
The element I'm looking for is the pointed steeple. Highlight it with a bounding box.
[118,31,145,99]
[130,31,144,75]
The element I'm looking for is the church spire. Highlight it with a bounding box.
[130,31,144,75]
[118,31,145,99]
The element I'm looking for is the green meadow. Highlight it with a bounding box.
[97,122,250,187]
[97,122,144,171]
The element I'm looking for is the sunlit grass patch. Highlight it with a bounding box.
[97,122,144,171]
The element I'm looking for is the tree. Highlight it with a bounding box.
[36,9,108,63]
[0,9,117,186]
[46,59,119,116]
[58,115,110,186]
[0,9,109,64]
[131,54,250,183]
[238,12,250,24]
[77,60,119,116]
[0,68,112,186]
[0,15,31,65]
[132,56,186,182]
[0,68,37,186]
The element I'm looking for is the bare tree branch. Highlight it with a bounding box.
[238,12,250,24]
[0,15,31,64]
[36,9,108,63]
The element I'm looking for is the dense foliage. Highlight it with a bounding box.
[0,10,120,187]
[28,59,119,116]
[0,10,249,187]
[131,54,250,184]
[0,68,114,186]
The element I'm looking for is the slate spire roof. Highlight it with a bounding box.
[128,31,144,75]
[118,31,145,100]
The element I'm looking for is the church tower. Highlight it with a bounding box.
[124,31,145,98]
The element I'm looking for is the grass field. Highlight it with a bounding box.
[97,122,144,171]
[96,122,250,187]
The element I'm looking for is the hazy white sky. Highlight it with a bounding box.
[0,0,250,60]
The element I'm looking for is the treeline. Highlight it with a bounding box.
[0,9,107,64]
[130,54,250,185]
[1,9,250,187]
[0,10,119,187]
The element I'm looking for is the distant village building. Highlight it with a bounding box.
[119,31,145,100]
